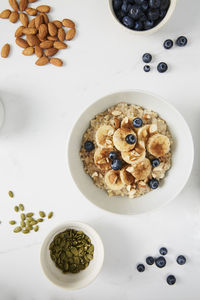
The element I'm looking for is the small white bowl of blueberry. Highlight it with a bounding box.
[109,0,177,34]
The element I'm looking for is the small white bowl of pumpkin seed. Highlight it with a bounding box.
[40,221,104,289]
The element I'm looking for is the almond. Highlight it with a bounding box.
[50,58,63,67]
[1,44,10,58]
[20,12,29,27]
[16,37,29,48]
[54,41,67,50]
[37,33,45,42]
[28,18,35,28]
[36,5,50,13]
[58,28,65,42]
[39,24,48,40]
[53,20,62,29]
[65,28,76,41]
[22,46,34,55]
[9,0,19,11]
[35,14,43,29]
[47,36,58,41]
[19,0,28,11]
[40,13,49,25]
[35,45,43,58]
[40,40,54,49]
[9,11,19,23]
[62,19,75,28]
[35,56,49,66]
[48,22,57,37]
[23,27,37,35]
[0,9,11,19]
[28,0,37,2]
[25,8,37,16]
[26,34,40,46]
[44,48,58,57]
[15,25,25,37]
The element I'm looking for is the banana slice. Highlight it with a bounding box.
[96,125,114,148]
[121,146,146,165]
[113,128,137,152]
[127,158,152,181]
[94,148,111,171]
[137,124,158,148]
[121,117,133,130]
[120,167,135,185]
[105,170,124,191]
[147,134,170,157]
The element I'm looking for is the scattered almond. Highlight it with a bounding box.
[65,28,76,41]
[40,13,49,25]
[47,36,57,41]
[50,58,63,67]
[48,22,57,37]
[25,8,37,16]
[9,11,19,23]
[19,0,28,11]
[15,25,25,37]
[62,19,75,28]
[38,24,48,39]
[23,27,37,35]
[44,48,58,57]
[36,5,50,13]
[53,20,62,29]
[22,46,34,55]
[26,34,40,46]
[54,41,67,50]
[28,0,37,2]
[28,18,35,28]
[16,37,29,48]
[58,28,65,42]
[1,44,10,58]
[35,14,43,29]
[35,56,49,66]
[0,9,11,19]
[20,12,29,27]
[9,0,19,12]
[35,45,43,58]
[40,40,54,49]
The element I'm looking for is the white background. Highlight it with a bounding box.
[0,0,200,299]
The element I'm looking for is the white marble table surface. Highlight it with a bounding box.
[0,0,200,299]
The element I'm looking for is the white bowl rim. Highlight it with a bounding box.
[40,221,105,290]
[67,89,194,216]
[108,0,177,35]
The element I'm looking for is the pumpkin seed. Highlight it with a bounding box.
[8,191,14,198]
[22,229,30,234]
[26,212,34,217]
[34,225,39,232]
[39,211,45,218]
[21,213,26,221]
[30,220,37,225]
[14,206,19,212]
[19,204,24,211]
[9,220,16,225]
[13,226,22,233]
[48,212,53,219]
[20,221,26,227]
[37,218,43,222]
[27,225,33,231]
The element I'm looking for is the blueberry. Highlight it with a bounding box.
[159,9,167,19]
[121,2,129,13]
[176,36,187,47]
[142,53,152,63]
[129,5,142,20]
[146,256,155,265]
[109,151,118,161]
[148,8,160,20]
[126,134,136,144]
[144,19,154,30]
[141,1,148,11]
[134,20,144,30]
[84,141,94,152]
[157,62,168,73]
[167,275,176,285]
[122,16,135,28]
[155,256,166,268]
[139,12,147,21]
[149,0,161,8]
[163,39,173,49]
[160,0,170,10]
[133,118,143,128]
[127,0,135,3]
[137,264,145,272]
[116,10,126,20]
[113,0,123,11]
[151,158,160,167]
[144,65,150,72]
[177,255,186,265]
[135,0,146,4]
[111,159,123,170]
[160,247,168,255]
[148,178,159,189]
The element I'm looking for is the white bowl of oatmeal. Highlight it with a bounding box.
[68,90,194,215]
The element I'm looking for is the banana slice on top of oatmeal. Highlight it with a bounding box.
[96,125,114,148]
[113,128,137,152]
[105,170,124,191]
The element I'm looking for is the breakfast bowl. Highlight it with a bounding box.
[40,221,104,289]
[108,0,177,35]
[68,90,194,215]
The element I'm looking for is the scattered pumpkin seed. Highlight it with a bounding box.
[30,220,37,226]
[34,225,39,232]
[27,225,33,231]
[22,229,30,234]
[19,204,24,211]
[8,191,14,198]
[39,211,46,218]
[9,220,16,225]
[21,213,26,221]
[48,212,53,219]
[14,206,19,212]
[37,218,43,222]
[26,212,34,217]
[13,226,22,233]
[20,221,26,228]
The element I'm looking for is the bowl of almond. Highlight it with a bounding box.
[68,90,194,215]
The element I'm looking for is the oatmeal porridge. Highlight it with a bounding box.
[80,103,172,198]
